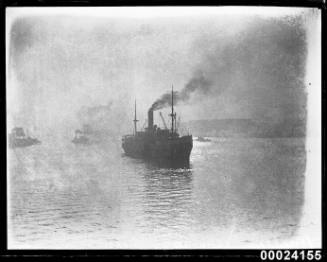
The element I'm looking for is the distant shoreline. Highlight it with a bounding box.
[181,118,306,138]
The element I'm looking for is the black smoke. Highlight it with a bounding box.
[150,71,214,111]
[150,15,307,132]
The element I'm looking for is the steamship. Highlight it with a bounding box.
[122,86,193,167]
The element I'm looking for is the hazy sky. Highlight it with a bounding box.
[6,7,318,136]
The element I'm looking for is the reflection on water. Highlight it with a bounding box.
[141,167,193,236]
[8,137,306,248]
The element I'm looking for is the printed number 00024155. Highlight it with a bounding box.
[260,250,322,260]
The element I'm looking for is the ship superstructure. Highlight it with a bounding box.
[8,127,41,148]
[72,128,89,144]
[122,86,193,167]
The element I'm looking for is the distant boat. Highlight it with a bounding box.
[196,136,211,142]
[9,127,41,148]
[72,129,89,144]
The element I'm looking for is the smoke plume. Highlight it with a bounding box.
[150,71,214,111]
[150,15,307,130]
[76,100,130,137]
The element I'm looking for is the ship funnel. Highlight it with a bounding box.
[148,109,154,130]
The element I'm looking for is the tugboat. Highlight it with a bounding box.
[8,127,41,148]
[72,129,89,144]
[122,86,193,167]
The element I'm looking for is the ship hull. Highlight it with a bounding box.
[9,138,41,148]
[122,135,192,167]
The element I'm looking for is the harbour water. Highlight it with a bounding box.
[8,137,306,249]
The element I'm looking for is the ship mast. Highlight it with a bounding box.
[133,100,138,135]
[170,85,176,134]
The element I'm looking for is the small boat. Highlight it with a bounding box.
[196,136,211,142]
[9,127,41,148]
[72,129,89,144]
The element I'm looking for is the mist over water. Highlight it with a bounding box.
[8,137,306,248]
